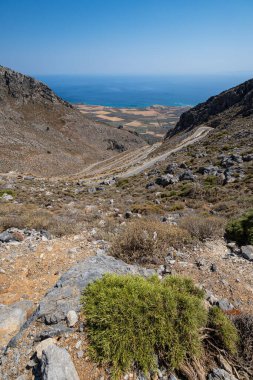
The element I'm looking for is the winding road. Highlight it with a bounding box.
[73,126,212,181]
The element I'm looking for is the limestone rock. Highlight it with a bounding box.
[208,368,237,380]
[0,301,33,348]
[41,344,80,380]
[241,245,253,261]
[35,338,56,360]
[66,310,78,327]
[37,254,154,325]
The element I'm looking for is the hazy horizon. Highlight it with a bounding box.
[36,72,253,108]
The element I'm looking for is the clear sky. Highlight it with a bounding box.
[1,0,253,76]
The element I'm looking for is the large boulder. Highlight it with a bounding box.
[155,174,179,187]
[41,344,79,380]
[37,254,154,325]
[197,165,220,176]
[0,301,33,348]
[241,245,253,261]
[179,170,196,182]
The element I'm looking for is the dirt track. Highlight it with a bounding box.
[72,126,212,181]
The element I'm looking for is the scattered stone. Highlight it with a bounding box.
[165,162,178,174]
[66,310,78,327]
[242,153,253,162]
[226,242,236,250]
[168,375,178,380]
[155,174,178,187]
[221,154,243,168]
[217,299,234,312]
[75,340,82,350]
[77,350,84,358]
[1,193,14,201]
[196,258,206,268]
[37,254,154,325]
[35,338,56,360]
[179,170,195,181]
[41,344,80,380]
[241,245,253,261]
[146,182,155,189]
[207,294,219,305]
[125,210,133,219]
[198,165,220,176]
[0,301,33,348]
[210,263,217,272]
[0,231,16,243]
[208,368,237,380]
[34,325,73,342]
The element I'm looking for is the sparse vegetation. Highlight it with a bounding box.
[110,219,191,264]
[131,203,163,215]
[179,214,225,241]
[225,209,253,245]
[0,203,78,236]
[0,189,16,198]
[208,306,238,354]
[233,314,253,371]
[82,274,207,378]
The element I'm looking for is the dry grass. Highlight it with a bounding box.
[131,203,164,215]
[110,219,191,265]
[179,214,225,241]
[0,203,78,237]
[233,314,253,373]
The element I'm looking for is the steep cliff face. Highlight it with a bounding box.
[0,66,146,176]
[166,78,253,138]
[0,66,72,107]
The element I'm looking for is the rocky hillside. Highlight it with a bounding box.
[166,78,253,138]
[0,66,146,176]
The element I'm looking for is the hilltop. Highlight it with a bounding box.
[166,78,253,138]
[0,66,146,176]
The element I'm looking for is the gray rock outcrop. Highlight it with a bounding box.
[37,254,154,325]
[208,368,237,380]
[41,344,80,380]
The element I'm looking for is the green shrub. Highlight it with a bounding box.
[179,214,225,241]
[82,274,207,378]
[204,175,218,187]
[0,189,16,198]
[225,209,253,245]
[208,307,238,354]
[110,219,191,264]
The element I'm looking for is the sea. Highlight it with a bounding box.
[37,74,252,108]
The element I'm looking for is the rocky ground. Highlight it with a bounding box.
[0,165,253,379]
[0,76,252,379]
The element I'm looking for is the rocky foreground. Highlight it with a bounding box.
[0,72,252,379]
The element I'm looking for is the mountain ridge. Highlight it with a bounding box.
[166,78,253,138]
[0,66,146,176]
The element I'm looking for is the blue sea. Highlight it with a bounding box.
[37,74,252,108]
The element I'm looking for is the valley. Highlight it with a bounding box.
[0,68,252,380]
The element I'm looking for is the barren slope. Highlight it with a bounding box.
[0,66,146,177]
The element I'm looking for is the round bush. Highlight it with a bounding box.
[82,274,207,378]
[225,209,253,245]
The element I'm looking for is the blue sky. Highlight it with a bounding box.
[1,0,253,75]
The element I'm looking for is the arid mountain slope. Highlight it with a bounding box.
[0,66,146,176]
[166,78,253,139]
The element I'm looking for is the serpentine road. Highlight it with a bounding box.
[75,126,212,181]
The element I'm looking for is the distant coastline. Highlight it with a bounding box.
[37,74,253,108]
